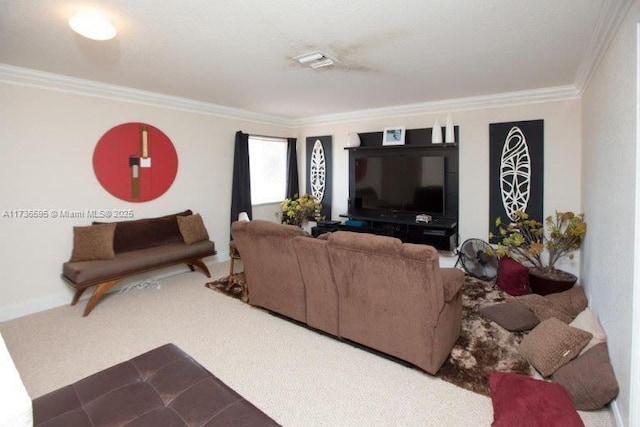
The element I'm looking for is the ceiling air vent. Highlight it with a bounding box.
[293,51,334,69]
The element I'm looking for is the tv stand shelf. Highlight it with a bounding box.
[312,214,458,252]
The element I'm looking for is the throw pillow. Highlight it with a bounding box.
[495,257,531,296]
[518,318,592,377]
[512,294,573,324]
[177,214,209,244]
[551,342,619,410]
[570,308,607,355]
[487,372,584,427]
[70,223,116,262]
[545,286,588,319]
[480,302,540,332]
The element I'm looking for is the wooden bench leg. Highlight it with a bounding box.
[83,279,121,317]
[71,287,88,306]
[186,259,211,278]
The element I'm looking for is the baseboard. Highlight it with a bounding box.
[611,399,624,427]
[0,255,229,323]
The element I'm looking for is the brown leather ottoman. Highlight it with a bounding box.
[32,343,279,427]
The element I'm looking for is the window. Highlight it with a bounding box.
[249,136,288,205]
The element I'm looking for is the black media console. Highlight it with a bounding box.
[312,213,458,252]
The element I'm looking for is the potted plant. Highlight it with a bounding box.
[277,194,323,227]
[490,210,587,295]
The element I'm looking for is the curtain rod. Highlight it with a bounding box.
[249,133,292,141]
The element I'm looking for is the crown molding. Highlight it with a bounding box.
[0,64,582,129]
[574,0,634,94]
[291,85,581,127]
[0,64,292,127]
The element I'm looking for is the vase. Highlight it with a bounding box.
[445,112,455,143]
[528,268,577,295]
[347,133,361,148]
[432,120,443,144]
[302,220,317,234]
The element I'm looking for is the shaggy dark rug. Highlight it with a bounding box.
[205,273,248,302]
[436,275,535,396]
[205,273,534,396]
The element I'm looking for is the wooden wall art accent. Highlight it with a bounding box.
[93,123,178,202]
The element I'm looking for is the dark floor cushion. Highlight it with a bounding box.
[551,342,619,410]
[480,302,540,331]
[496,257,531,296]
[488,372,584,427]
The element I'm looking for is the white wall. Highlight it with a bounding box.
[0,82,291,320]
[297,99,583,274]
[581,3,639,425]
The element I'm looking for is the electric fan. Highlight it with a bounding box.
[455,238,499,281]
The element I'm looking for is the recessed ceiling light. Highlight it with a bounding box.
[69,11,117,41]
[294,51,335,69]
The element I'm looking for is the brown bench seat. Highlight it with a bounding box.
[63,241,216,285]
[62,211,216,317]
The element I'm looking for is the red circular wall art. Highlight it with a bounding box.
[93,123,178,202]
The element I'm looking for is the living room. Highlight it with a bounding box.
[0,1,639,426]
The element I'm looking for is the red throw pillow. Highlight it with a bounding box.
[496,257,530,296]
[488,372,584,427]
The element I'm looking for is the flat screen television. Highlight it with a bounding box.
[351,154,446,216]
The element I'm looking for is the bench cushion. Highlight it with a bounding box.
[63,241,216,286]
[94,210,192,254]
[32,343,278,427]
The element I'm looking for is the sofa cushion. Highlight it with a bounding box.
[480,302,540,332]
[551,342,619,410]
[488,372,584,427]
[0,332,32,427]
[496,257,530,296]
[95,210,192,253]
[70,223,116,262]
[518,318,592,377]
[177,213,209,244]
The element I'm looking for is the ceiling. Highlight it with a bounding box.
[0,1,628,121]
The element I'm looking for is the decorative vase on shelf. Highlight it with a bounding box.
[445,112,455,143]
[347,133,361,148]
[432,120,443,144]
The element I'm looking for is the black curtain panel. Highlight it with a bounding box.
[230,131,252,234]
[489,120,544,242]
[306,135,332,220]
[285,137,299,199]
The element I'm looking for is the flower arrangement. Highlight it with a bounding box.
[277,194,323,226]
[490,210,587,273]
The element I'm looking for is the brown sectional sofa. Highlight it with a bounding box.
[32,343,279,426]
[231,219,464,375]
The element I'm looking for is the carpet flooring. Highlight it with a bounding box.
[207,273,535,396]
[0,261,613,426]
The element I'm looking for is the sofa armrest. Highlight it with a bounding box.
[0,333,32,427]
[441,268,465,302]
